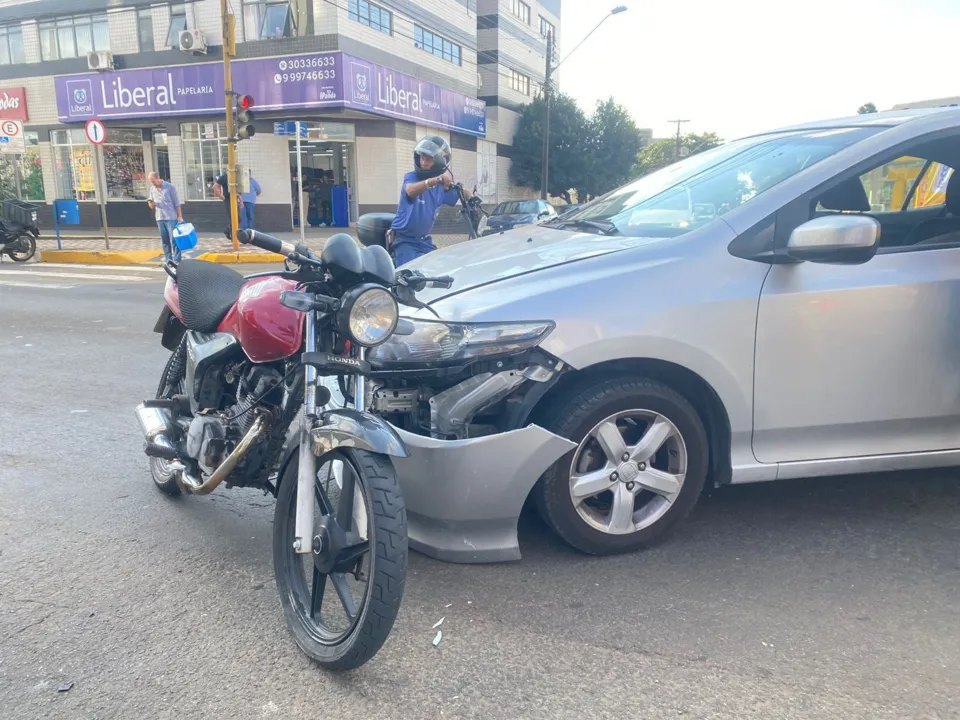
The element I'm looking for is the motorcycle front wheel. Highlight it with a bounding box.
[273,447,407,671]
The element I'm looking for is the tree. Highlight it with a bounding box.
[633,132,723,178]
[510,91,590,204]
[578,98,646,200]
[857,102,878,114]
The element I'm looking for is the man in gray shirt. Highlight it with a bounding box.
[147,172,184,263]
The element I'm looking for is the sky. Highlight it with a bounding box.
[557,0,960,142]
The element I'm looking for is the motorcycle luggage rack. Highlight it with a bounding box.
[1,199,39,227]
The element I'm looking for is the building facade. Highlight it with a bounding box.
[0,0,560,231]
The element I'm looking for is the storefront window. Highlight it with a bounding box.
[103,128,147,200]
[181,121,228,200]
[0,133,45,202]
[0,131,46,202]
[51,128,97,201]
[153,130,170,181]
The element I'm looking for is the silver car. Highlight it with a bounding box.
[360,108,960,563]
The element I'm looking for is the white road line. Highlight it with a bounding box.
[35,263,165,272]
[0,280,77,289]
[0,269,150,282]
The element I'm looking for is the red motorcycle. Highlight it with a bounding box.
[135,229,452,670]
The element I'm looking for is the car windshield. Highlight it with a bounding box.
[560,127,882,237]
[495,200,540,215]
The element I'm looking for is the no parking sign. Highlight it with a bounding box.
[0,118,24,154]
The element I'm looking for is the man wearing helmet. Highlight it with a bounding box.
[390,135,472,265]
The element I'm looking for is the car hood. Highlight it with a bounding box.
[401,225,661,304]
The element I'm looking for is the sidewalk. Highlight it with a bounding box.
[38,226,469,264]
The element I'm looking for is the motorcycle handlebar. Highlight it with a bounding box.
[237,229,297,257]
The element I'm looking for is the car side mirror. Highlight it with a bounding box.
[538,210,550,218]
[786,215,881,265]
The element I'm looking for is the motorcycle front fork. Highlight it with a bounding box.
[293,309,366,554]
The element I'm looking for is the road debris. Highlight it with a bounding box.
[57,682,74,693]
[432,630,442,646]
[432,617,445,629]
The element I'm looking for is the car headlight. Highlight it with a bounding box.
[367,319,554,365]
[338,284,398,347]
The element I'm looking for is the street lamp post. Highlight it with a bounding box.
[540,5,628,200]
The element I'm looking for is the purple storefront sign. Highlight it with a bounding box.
[54,51,485,137]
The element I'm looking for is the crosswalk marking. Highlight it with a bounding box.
[33,263,165,272]
[0,269,150,282]
[0,280,77,289]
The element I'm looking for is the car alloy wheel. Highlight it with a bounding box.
[568,410,687,535]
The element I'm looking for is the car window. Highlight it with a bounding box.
[855,156,954,213]
[565,127,880,238]
[496,200,540,215]
[808,137,960,251]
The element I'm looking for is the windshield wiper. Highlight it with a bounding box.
[549,219,620,236]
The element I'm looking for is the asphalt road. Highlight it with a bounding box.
[1,263,958,720]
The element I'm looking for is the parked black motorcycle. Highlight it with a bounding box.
[0,199,39,262]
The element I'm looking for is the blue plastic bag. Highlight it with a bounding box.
[172,222,198,251]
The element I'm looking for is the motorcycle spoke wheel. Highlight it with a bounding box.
[274,448,407,671]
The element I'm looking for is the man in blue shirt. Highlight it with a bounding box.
[240,175,262,230]
[390,135,473,266]
[147,172,184,263]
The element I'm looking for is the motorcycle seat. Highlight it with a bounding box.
[176,259,247,332]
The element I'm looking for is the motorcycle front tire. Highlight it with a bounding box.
[273,447,408,671]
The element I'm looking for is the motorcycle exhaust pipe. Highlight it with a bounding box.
[179,413,267,496]
[135,404,179,459]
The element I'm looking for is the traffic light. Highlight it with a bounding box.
[236,94,255,140]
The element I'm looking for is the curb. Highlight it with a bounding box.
[39,248,285,265]
[39,249,163,265]
[195,252,286,263]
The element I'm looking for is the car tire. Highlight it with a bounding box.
[533,376,709,556]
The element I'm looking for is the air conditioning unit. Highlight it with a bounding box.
[179,29,208,54]
[87,51,114,71]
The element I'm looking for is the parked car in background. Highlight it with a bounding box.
[479,199,556,236]
[555,203,582,218]
[360,107,960,564]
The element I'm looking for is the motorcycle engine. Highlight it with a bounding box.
[185,365,285,477]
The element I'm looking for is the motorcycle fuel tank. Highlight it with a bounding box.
[218,276,303,363]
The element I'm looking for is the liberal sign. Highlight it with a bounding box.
[54,51,485,138]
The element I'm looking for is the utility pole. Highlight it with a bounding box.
[539,29,553,201]
[221,1,240,250]
[668,119,689,161]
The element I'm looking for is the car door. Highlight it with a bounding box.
[752,156,960,464]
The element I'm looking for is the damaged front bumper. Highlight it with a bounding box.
[392,424,576,564]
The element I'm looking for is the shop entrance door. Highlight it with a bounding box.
[289,139,356,228]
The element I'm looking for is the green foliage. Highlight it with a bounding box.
[510,91,590,204]
[633,132,723,178]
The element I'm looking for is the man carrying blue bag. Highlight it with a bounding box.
[147,172,185,263]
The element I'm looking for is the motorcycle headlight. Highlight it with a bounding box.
[338,284,399,347]
[367,319,554,366]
